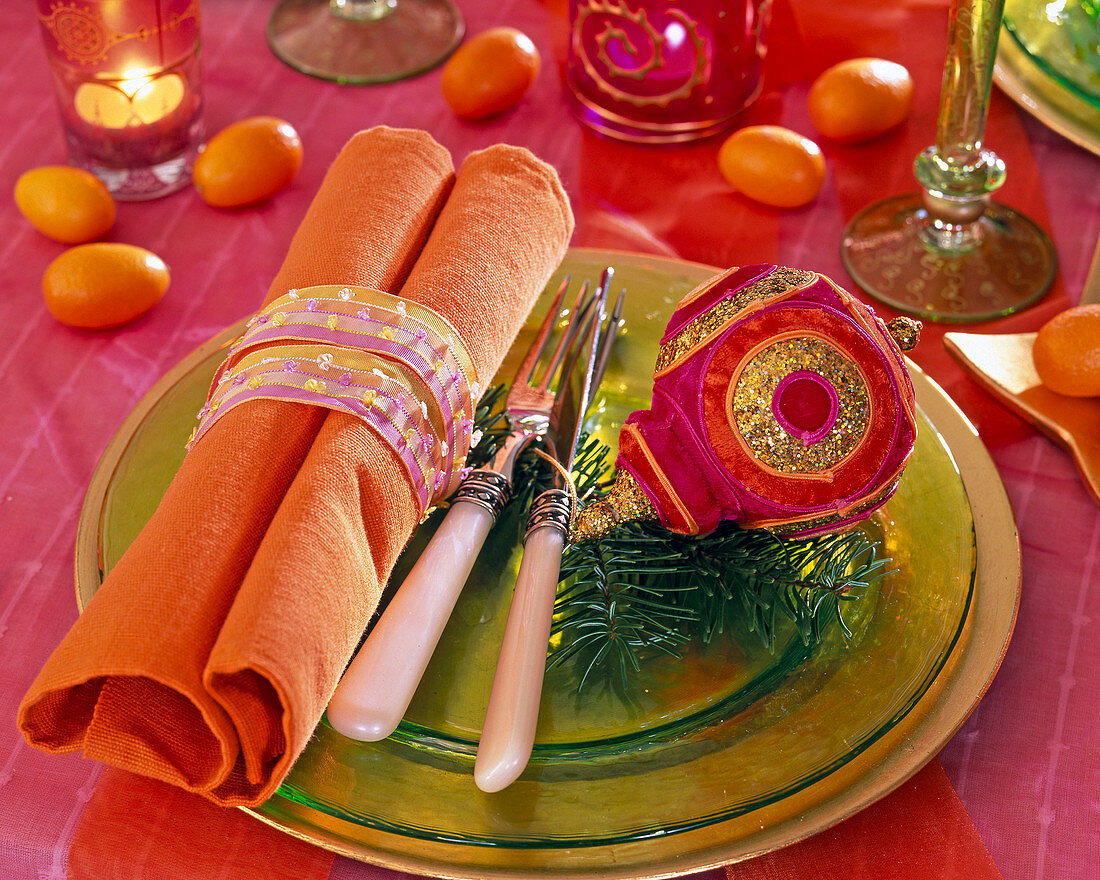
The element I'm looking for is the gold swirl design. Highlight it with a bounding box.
[574,0,709,109]
[38,0,200,66]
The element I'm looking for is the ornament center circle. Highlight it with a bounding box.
[771,370,839,445]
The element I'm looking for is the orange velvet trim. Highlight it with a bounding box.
[702,307,902,509]
[619,423,699,534]
[722,328,872,484]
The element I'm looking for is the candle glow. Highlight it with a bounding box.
[37,0,204,199]
[73,70,187,129]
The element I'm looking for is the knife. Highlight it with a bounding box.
[473,284,619,793]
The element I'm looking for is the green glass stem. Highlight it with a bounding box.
[914,0,1008,254]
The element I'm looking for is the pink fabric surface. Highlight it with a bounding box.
[0,1,1097,879]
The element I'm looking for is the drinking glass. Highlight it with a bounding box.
[36,0,205,200]
[566,0,771,144]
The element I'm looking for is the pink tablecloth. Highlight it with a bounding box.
[1,1,1097,878]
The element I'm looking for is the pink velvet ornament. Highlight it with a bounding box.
[573,264,921,540]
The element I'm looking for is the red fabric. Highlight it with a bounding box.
[775,376,834,436]
[619,421,706,533]
[68,769,334,880]
[726,760,1003,880]
[700,304,904,508]
[622,268,916,533]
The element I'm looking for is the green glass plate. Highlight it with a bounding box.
[76,250,1020,878]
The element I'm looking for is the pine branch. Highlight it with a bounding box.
[463,384,510,469]
[464,385,891,693]
[551,515,889,691]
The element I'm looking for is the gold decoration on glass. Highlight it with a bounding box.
[266,0,465,85]
[574,0,708,109]
[38,0,200,66]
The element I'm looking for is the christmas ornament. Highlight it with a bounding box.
[574,264,921,540]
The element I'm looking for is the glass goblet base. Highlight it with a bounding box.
[841,193,1057,323]
[267,0,465,84]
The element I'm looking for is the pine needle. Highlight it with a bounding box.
[552,519,888,690]
[466,385,891,693]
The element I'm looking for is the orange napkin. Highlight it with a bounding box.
[18,126,574,806]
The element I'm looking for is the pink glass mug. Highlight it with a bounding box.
[567,0,772,144]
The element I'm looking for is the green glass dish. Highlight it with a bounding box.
[995,12,1100,156]
[1004,0,1100,109]
[77,250,1020,878]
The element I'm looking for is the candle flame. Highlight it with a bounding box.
[118,69,155,98]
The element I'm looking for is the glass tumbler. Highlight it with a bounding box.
[567,0,772,144]
[36,0,205,200]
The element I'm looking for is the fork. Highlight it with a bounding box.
[326,270,613,743]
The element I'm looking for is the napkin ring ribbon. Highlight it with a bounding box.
[188,285,480,518]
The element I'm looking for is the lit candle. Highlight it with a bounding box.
[36,0,204,199]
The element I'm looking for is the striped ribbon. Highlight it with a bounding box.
[188,285,480,518]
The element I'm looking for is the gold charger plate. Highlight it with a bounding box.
[76,250,1020,878]
[996,14,1100,157]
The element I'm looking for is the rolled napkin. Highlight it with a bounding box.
[18,127,574,806]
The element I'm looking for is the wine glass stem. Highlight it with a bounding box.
[330,0,397,22]
[914,0,1008,251]
[937,0,1004,165]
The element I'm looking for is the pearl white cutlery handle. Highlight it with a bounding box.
[474,524,564,793]
[327,499,496,742]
